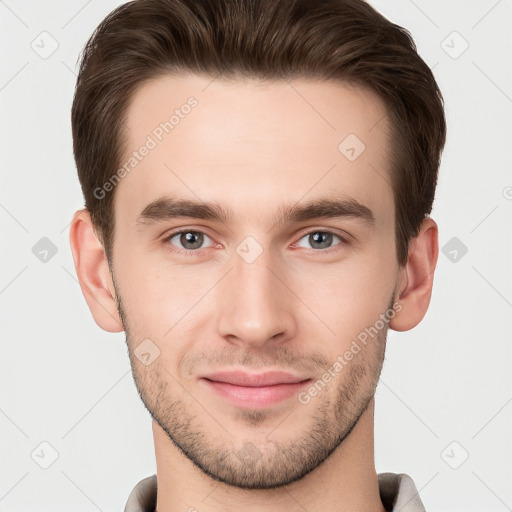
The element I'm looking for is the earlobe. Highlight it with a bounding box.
[68,209,124,332]
[389,216,439,332]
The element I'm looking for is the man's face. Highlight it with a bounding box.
[110,74,400,488]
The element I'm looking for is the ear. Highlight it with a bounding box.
[68,209,124,332]
[389,216,439,332]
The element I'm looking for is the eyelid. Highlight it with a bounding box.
[296,225,351,240]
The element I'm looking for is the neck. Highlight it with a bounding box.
[152,397,386,512]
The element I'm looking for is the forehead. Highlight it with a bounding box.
[115,73,394,229]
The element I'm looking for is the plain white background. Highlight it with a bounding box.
[0,0,511,510]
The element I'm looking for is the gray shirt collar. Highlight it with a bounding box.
[124,472,426,512]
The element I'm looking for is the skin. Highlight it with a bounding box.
[69,74,438,512]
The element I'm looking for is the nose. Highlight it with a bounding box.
[214,248,297,349]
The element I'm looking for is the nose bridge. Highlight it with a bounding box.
[215,244,296,346]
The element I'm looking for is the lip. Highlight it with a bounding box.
[200,371,311,409]
[202,370,309,387]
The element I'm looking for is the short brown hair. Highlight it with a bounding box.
[71,0,446,267]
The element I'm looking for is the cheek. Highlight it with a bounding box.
[288,254,396,344]
[117,251,229,346]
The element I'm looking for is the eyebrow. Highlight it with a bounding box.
[136,195,375,228]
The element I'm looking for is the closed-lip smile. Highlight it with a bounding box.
[200,370,312,409]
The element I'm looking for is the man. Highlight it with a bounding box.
[68,0,446,510]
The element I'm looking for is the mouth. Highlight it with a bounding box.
[200,371,312,409]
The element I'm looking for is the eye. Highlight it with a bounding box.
[164,230,215,251]
[295,230,346,250]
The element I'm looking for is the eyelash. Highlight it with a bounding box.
[161,228,349,257]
